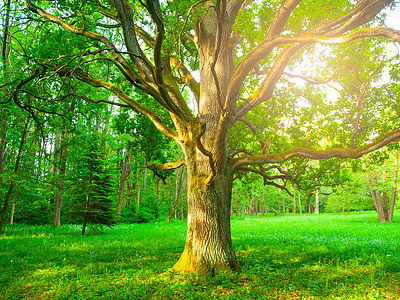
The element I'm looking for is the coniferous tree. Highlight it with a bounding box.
[66,133,116,234]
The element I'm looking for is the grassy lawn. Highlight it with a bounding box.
[1,211,400,299]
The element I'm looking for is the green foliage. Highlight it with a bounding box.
[1,212,400,299]
[119,204,156,224]
[64,133,116,228]
[10,185,52,225]
[326,178,374,213]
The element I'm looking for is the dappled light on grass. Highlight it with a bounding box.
[1,212,400,299]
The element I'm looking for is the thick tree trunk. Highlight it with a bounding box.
[170,7,241,275]
[171,172,240,275]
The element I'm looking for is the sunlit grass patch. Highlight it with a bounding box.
[1,211,400,299]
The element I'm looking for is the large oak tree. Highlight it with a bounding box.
[20,0,400,275]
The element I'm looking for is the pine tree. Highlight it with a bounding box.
[66,133,116,235]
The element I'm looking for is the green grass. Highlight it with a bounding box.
[1,211,400,299]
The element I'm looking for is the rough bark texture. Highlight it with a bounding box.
[171,168,240,275]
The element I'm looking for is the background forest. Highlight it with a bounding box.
[0,0,399,234]
[0,97,398,230]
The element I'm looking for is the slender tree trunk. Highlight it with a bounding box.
[155,178,160,219]
[9,198,15,225]
[389,154,398,222]
[52,131,68,227]
[169,176,174,206]
[241,189,245,217]
[368,171,387,222]
[0,117,7,195]
[382,191,389,219]
[230,193,233,217]
[126,176,132,207]
[234,187,238,217]
[168,167,184,223]
[118,147,129,214]
[315,188,319,214]
[298,195,302,214]
[0,118,29,234]
[180,191,184,221]
[374,191,387,222]
[382,170,389,220]
[142,160,148,200]
[174,168,179,219]
[35,137,44,178]
[82,169,93,235]
[136,167,142,218]
[261,186,265,216]
[293,193,296,214]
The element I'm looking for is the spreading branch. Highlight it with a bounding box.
[232,129,400,169]
[146,158,186,170]
[68,67,179,140]
[23,0,194,127]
